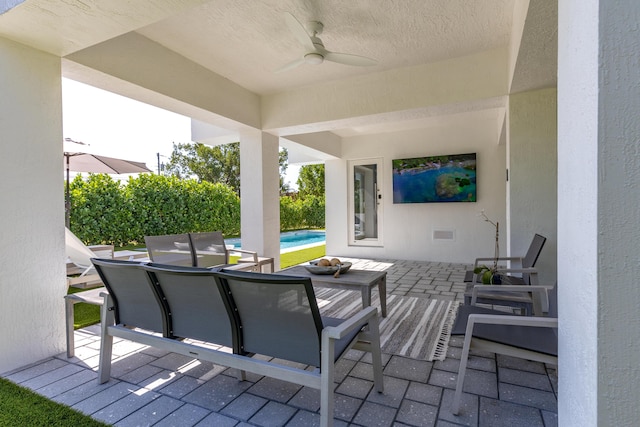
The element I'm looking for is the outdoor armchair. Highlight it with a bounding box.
[189,231,258,268]
[466,233,546,285]
[450,283,558,415]
[212,269,384,426]
[144,232,259,270]
[464,233,547,315]
[144,233,195,267]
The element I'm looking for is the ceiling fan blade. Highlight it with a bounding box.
[274,57,306,73]
[284,12,315,52]
[324,51,378,67]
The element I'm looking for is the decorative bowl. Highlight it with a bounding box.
[304,261,352,275]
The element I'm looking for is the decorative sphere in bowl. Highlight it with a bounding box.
[304,259,352,275]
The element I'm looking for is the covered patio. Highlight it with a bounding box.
[3,258,557,426]
[1,1,639,425]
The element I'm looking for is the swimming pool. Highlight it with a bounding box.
[225,230,326,250]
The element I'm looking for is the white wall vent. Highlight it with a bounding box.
[432,229,455,241]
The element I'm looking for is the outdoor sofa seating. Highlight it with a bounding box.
[450,283,558,415]
[92,258,384,427]
[464,233,547,315]
[145,231,260,270]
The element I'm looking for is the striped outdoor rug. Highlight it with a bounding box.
[315,288,460,361]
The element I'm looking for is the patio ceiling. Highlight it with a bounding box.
[0,0,557,145]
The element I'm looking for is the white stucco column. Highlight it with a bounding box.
[239,130,280,269]
[0,38,66,373]
[558,0,640,425]
[508,88,558,284]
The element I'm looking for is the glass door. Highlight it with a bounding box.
[348,158,383,246]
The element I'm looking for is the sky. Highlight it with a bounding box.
[62,78,299,188]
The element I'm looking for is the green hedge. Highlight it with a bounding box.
[69,174,324,246]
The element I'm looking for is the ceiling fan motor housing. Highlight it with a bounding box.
[304,52,324,64]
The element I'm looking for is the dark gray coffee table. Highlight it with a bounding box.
[276,265,387,317]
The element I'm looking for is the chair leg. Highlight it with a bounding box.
[65,297,76,358]
[320,334,336,427]
[97,296,115,384]
[236,369,247,381]
[367,319,384,393]
[451,331,474,415]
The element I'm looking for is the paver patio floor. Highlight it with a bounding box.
[3,258,557,426]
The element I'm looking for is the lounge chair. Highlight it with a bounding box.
[65,227,113,358]
[65,226,112,288]
[64,227,145,358]
[450,283,558,415]
[464,233,547,315]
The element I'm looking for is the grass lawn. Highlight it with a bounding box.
[70,244,326,329]
[0,378,110,426]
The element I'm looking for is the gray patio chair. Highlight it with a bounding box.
[450,283,558,415]
[464,233,547,315]
[214,269,384,426]
[143,263,238,348]
[189,231,258,268]
[92,258,166,335]
[144,233,195,267]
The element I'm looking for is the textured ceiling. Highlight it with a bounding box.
[1,0,557,143]
[137,0,516,95]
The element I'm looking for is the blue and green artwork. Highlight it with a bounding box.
[392,153,476,203]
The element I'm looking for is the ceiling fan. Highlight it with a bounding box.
[275,12,378,72]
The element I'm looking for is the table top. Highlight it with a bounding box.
[277,265,386,287]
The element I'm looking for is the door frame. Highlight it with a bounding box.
[347,158,383,246]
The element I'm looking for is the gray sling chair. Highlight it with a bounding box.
[189,231,258,268]
[464,233,547,315]
[92,259,166,336]
[144,232,259,269]
[144,233,195,267]
[213,270,384,426]
[450,283,558,415]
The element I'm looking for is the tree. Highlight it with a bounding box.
[297,164,325,198]
[279,148,290,195]
[166,142,241,193]
[166,142,291,196]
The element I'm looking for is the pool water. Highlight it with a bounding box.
[225,230,326,250]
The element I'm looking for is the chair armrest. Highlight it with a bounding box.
[473,256,523,267]
[470,284,547,302]
[467,313,558,330]
[323,306,378,340]
[470,284,549,315]
[67,273,103,288]
[494,267,538,275]
[495,267,539,284]
[89,244,115,259]
[228,248,258,263]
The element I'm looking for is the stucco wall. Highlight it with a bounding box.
[559,0,640,425]
[508,88,557,284]
[0,38,66,373]
[325,111,507,264]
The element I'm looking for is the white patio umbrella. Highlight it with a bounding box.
[64,151,152,227]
